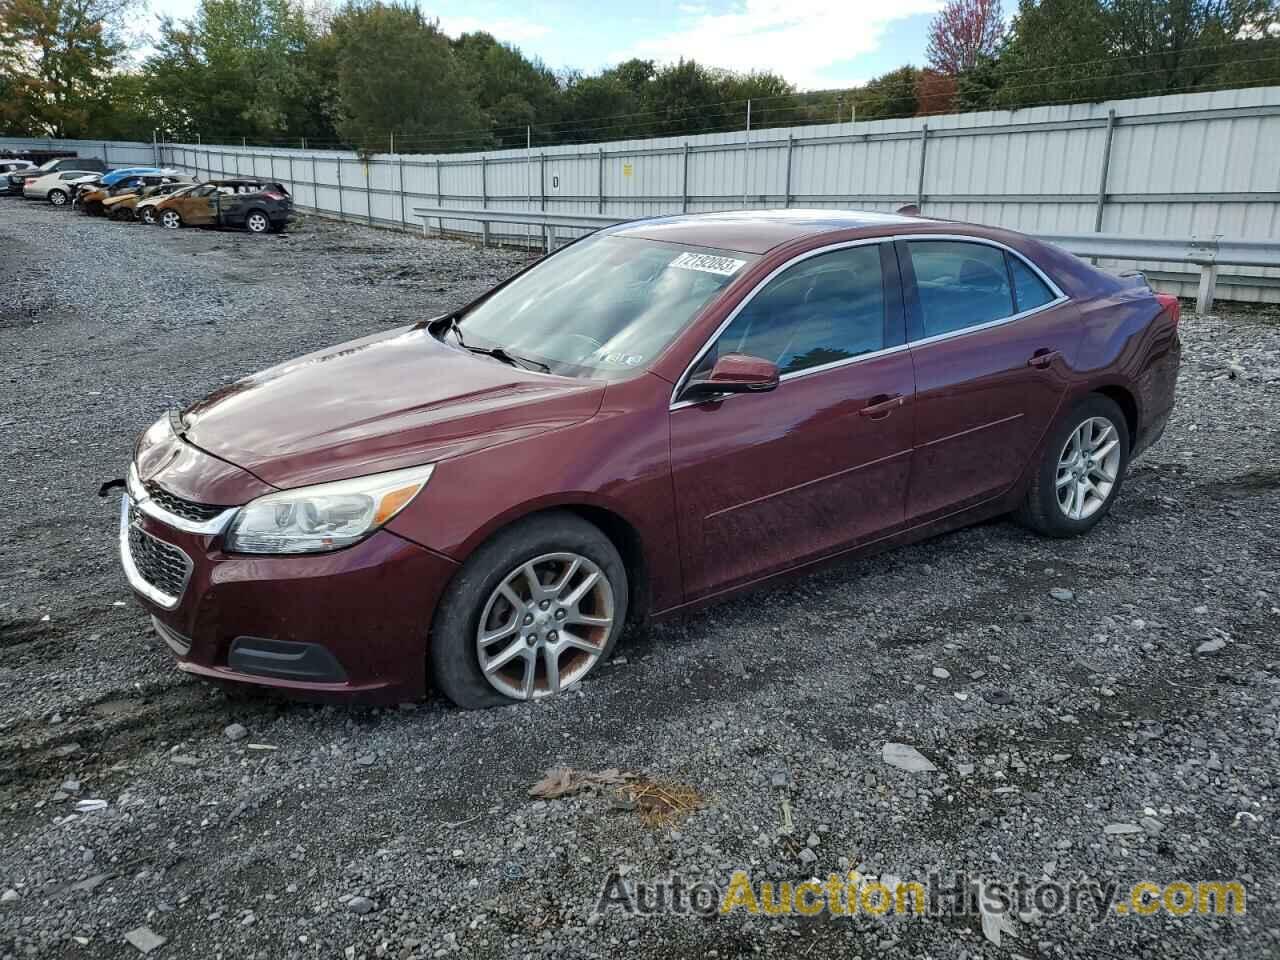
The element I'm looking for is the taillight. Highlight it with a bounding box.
[24,178,36,185]
[1155,292,1181,327]
[262,191,284,200]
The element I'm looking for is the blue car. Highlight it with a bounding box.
[101,167,169,187]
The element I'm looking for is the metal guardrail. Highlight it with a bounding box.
[412,205,1280,313]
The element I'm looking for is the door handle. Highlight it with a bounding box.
[859,394,905,419]
[1027,349,1062,369]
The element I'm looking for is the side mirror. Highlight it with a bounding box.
[682,353,780,402]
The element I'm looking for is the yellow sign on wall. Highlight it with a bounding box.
[622,163,633,177]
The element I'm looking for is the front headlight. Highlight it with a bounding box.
[223,464,435,555]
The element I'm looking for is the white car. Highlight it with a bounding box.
[22,169,103,205]
[0,159,34,175]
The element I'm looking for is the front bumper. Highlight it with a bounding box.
[119,493,458,703]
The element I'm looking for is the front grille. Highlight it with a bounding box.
[144,482,227,523]
[128,506,192,600]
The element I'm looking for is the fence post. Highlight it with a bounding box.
[398,156,406,230]
[311,155,318,212]
[1093,108,1117,233]
[742,99,752,207]
[597,148,604,214]
[916,123,929,211]
[435,158,442,238]
[366,156,374,226]
[336,157,343,221]
[103,142,110,167]
[1196,264,1218,315]
[288,154,294,198]
[784,135,794,208]
[480,155,489,248]
[539,152,547,251]
[681,142,689,213]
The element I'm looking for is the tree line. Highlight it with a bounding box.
[1,0,1277,153]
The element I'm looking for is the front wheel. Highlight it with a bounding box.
[1017,395,1130,537]
[160,209,182,230]
[48,189,68,206]
[245,211,270,234]
[430,512,628,709]
[140,207,157,225]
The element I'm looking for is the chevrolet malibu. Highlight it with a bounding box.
[120,210,1181,708]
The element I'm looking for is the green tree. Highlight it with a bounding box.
[852,66,920,119]
[0,0,137,137]
[452,30,561,148]
[328,1,484,152]
[143,0,321,142]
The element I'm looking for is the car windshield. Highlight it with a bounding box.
[452,234,755,378]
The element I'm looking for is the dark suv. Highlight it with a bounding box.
[4,156,109,196]
[153,179,294,233]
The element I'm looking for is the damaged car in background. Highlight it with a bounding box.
[117,210,1181,710]
[152,178,294,233]
[105,178,196,221]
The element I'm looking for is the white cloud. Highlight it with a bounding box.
[435,15,552,43]
[615,0,942,90]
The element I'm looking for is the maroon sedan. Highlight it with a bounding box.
[120,210,1181,708]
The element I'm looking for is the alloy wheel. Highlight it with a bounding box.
[475,552,614,700]
[49,190,66,206]
[246,212,269,233]
[141,208,155,224]
[1056,416,1121,521]
[161,210,181,229]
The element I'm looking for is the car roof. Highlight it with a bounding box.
[607,208,939,255]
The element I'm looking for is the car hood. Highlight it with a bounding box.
[182,325,607,490]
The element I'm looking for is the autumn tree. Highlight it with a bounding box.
[0,0,136,136]
[927,0,1006,75]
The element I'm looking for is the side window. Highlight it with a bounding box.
[704,245,886,377]
[907,240,1014,339]
[1009,255,1056,312]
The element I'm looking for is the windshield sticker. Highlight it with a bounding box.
[669,252,747,277]
[595,351,645,366]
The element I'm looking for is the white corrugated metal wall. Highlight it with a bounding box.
[12,87,1279,302]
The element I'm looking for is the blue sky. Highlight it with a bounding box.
[143,0,942,90]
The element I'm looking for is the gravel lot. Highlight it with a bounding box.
[1,199,1278,960]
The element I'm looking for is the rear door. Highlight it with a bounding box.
[899,238,1082,524]
[669,241,916,600]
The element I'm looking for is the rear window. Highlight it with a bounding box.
[908,240,1014,339]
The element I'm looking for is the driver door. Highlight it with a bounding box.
[669,241,917,601]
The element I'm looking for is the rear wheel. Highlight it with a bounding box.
[1017,395,1130,537]
[140,207,157,225]
[430,512,627,709]
[245,210,270,234]
[48,189,68,206]
[160,209,182,230]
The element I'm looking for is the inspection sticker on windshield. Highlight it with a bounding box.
[669,251,747,276]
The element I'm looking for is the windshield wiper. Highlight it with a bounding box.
[437,315,550,372]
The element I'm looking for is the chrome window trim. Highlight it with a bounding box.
[669,232,1070,411]
[119,495,193,610]
[127,463,239,536]
[669,237,892,411]
[899,233,1069,347]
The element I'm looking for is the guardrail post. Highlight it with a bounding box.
[481,155,489,248]
[1093,109,1117,233]
[681,142,689,212]
[784,135,794,208]
[916,123,929,211]
[539,152,546,251]
[597,148,604,213]
[1196,264,1218,314]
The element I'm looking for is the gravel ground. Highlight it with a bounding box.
[1,199,1278,960]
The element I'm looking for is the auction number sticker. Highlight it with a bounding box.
[669,252,747,277]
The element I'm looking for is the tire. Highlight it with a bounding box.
[430,511,628,709]
[48,189,68,206]
[245,210,270,234]
[160,209,182,230]
[140,207,157,225]
[1017,394,1130,537]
